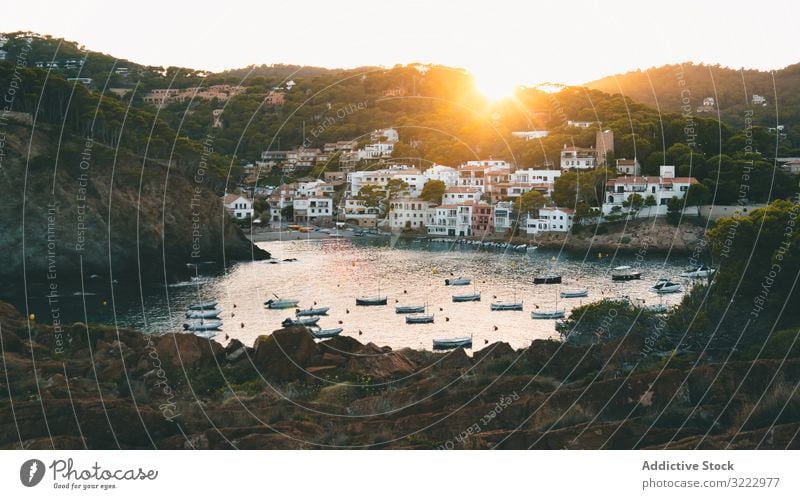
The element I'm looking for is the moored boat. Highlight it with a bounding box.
[356,296,388,306]
[433,336,473,350]
[490,301,523,311]
[282,316,320,327]
[312,327,343,339]
[531,309,566,319]
[651,278,682,294]
[185,309,221,319]
[452,292,481,302]
[406,314,434,324]
[680,264,716,279]
[533,274,561,284]
[265,298,300,309]
[190,330,218,339]
[183,320,222,331]
[296,306,329,316]
[611,266,642,281]
[560,288,588,298]
[395,305,425,314]
[445,277,471,286]
[188,301,218,310]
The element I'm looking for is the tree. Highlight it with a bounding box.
[356,184,383,209]
[280,204,293,220]
[384,178,409,212]
[514,190,546,215]
[684,183,711,216]
[666,196,683,225]
[622,193,644,213]
[419,179,446,204]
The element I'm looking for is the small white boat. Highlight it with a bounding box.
[406,314,434,324]
[680,265,716,279]
[445,277,471,286]
[185,309,221,319]
[312,328,343,339]
[651,278,682,294]
[296,307,329,316]
[433,336,473,350]
[188,301,217,310]
[452,292,481,302]
[190,330,218,339]
[265,298,300,309]
[491,302,523,311]
[282,317,320,327]
[611,266,642,281]
[560,289,588,298]
[531,309,566,319]
[356,296,387,306]
[183,320,222,331]
[396,305,425,314]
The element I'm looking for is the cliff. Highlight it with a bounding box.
[0,121,268,297]
[1,301,797,450]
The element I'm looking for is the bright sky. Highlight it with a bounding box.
[2,0,798,94]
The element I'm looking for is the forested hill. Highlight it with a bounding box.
[585,62,800,133]
[2,32,799,210]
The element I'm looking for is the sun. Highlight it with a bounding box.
[473,70,518,102]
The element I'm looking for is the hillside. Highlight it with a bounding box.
[585,62,800,139]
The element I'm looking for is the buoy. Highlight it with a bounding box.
[358,330,363,336]
[241,322,245,328]
[485,339,489,344]
[493,325,498,331]
[346,308,350,314]
[29,313,35,321]
[338,320,343,324]
[445,317,450,322]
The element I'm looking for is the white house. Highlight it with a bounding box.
[566,120,594,128]
[293,197,333,222]
[423,164,459,187]
[560,146,597,170]
[370,127,399,143]
[524,207,574,234]
[359,142,394,160]
[428,204,473,237]
[616,158,641,176]
[223,194,254,219]
[602,165,699,216]
[442,187,482,204]
[389,198,434,230]
[493,201,515,233]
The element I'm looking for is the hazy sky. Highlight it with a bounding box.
[2,0,797,90]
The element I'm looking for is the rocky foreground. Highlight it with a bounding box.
[1,301,798,450]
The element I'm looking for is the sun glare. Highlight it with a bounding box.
[473,70,518,102]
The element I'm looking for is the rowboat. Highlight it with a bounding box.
[611,266,642,281]
[282,317,320,327]
[531,309,566,319]
[445,277,471,286]
[490,302,523,311]
[188,301,217,310]
[533,275,561,284]
[406,314,434,324]
[395,305,425,314]
[452,292,481,302]
[265,298,300,309]
[560,289,588,298]
[356,296,388,306]
[182,320,222,331]
[312,328,343,339]
[185,309,221,319]
[433,336,473,350]
[296,307,329,316]
[190,330,218,339]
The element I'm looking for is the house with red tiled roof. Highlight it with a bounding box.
[524,207,575,234]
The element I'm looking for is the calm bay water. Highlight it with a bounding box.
[23,238,694,350]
